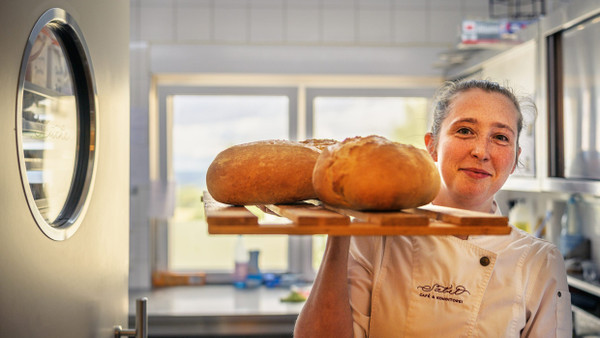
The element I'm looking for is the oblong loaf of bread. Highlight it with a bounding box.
[206,140,323,205]
[312,135,440,210]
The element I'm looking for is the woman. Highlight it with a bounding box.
[294,80,572,337]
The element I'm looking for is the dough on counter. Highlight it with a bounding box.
[312,135,440,210]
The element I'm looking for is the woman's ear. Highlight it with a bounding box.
[424,133,437,161]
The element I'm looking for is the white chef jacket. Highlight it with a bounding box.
[348,208,572,337]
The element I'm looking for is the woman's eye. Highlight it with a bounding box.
[457,127,472,135]
[495,134,509,142]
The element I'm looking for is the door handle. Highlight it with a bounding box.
[114,297,148,338]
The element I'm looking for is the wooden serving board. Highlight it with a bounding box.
[405,204,509,226]
[265,204,351,226]
[203,192,511,236]
[324,205,429,226]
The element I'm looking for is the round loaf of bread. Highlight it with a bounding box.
[206,139,323,205]
[312,135,440,210]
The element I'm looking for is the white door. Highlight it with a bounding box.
[0,0,130,336]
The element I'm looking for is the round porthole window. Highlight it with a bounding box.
[16,8,97,240]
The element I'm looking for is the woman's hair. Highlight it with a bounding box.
[429,79,535,153]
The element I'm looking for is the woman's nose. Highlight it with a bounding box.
[471,138,490,161]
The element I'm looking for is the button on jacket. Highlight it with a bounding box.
[348,216,572,337]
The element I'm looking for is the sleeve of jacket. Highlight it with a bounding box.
[521,243,572,337]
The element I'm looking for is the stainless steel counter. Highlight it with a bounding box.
[129,285,305,337]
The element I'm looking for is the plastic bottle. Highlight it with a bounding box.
[245,250,262,288]
[559,194,584,256]
[233,235,248,288]
[509,198,534,233]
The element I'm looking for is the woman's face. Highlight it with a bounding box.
[426,88,521,210]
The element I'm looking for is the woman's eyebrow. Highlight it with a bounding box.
[492,122,516,135]
[450,117,477,125]
[451,118,516,135]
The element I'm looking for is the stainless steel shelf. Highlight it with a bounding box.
[568,275,600,298]
[572,305,600,336]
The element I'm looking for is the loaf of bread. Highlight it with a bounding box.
[206,139,336,205]
[312,135,440,210]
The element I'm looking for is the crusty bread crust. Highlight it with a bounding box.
[299,138,338,151]
[312,135,440,210]
[206,139,324,205]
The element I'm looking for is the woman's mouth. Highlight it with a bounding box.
[460,167,492,179]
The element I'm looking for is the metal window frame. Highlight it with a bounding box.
[16,8,98,241]
[540,2,600,194]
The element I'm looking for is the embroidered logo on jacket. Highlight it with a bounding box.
[416,283,470,304]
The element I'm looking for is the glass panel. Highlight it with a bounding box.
[562,17,600,180]
[22,26,77,225]
[311,96,429,270]
[170,95,289,272]
[313,96,429,147]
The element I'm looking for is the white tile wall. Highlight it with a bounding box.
[130,0,141,41]
[139,0,175,41]
[357,8,392,44]
[322,7,355,43]
[132,0,575,47]
[429,9,463,44]
[462,0,488,13]
[322,0,355,5]
[393,9,428,44]
[250,7,285,43]
[394,0,428,10]
[130,0,525,47]
[176,1,212,41]
[285,6,320,43]
[131,0,505,47]
[430,0,459,10]
[214,4,248,42]
[252,0,288,7]
[358,0,392,8]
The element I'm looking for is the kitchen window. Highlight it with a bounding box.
[155,86,299,282]
[310,94,429,147]
[170,94,290,273]
[154,82,435,283]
